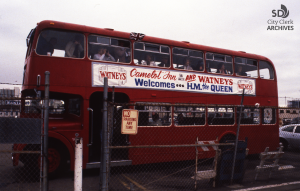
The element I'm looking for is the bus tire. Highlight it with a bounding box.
[219,134,236,151]
[220,134,236,143]
[47,139,70,178]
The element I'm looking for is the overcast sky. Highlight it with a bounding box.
[0,0,299,106]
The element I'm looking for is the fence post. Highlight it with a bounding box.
[74,137,83,191]
[100,77,109,191]
[40,90,43,191]
[43,71,50,191]
[231,88,245,184]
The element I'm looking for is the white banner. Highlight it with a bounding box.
[92,62,256,95]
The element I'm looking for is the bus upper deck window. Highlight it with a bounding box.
[88,35,131,63]
[36,29,85,58]
[173,48,203,71]
[259,61,274,79]
[205,53,232,75]
[235,57,258,78]
[134,42,170,68]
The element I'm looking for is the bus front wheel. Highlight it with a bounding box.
[40,140,69,178]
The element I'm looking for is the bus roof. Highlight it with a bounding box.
[36,20,273,63]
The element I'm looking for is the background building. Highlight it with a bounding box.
[279,99,300,126]
[0,87,21,117]
[288,100,300,108]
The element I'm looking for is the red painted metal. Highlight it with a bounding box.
[19,20,279,169]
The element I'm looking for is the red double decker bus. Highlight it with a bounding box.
[16,20,278,175]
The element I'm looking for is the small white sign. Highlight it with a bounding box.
[121,109,139,135]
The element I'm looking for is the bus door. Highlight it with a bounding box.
[88,92,129,162]
[89,92,103,162]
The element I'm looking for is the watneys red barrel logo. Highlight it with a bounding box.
[98,65,127,85]
[237,80,254,94]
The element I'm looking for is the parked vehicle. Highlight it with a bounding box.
[282,118,292,125]
[279,124,300,150]
[291,117,300,124]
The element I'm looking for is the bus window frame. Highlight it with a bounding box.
[172,47,204,72]
[237,107,260,125]
[234,57,258,78]
[26,28,35,58]
[259,60,275,80]
[174,106,206,127]
[207,106,235,126]
[133,42,170,68]
[205,52,233,75]
[135,103,172,127]
[35,29,86,59]
[262,107,276,125]
[88,35,132,64]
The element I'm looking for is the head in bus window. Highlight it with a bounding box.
[65,35,83,58]
[94,48,116,62]
[177,113,184,125]
[217,63,228,74]
[114,41,130,63]
[158,55,169,67]
[151,113,162,126]
[183,57,193,70]
[236,65,247,76]
[141,54,155,66]
[93,48,105,60]
[197,60,204,71]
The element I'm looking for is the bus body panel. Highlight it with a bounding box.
[19,20,279,171]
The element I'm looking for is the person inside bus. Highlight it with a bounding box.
[158,55,170,67]
[114,41,130,63]
[150,113,162,126]
[141,54,155,66]
[183,57,193,70]
[48,37,57,55]
[217,63,228,74]
[177,113,184,125]
[236,65,247,76]
[195,60,204,71]
[93,48,115,61]
[65,35,83,58]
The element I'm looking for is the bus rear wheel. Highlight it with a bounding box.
[219,134,236,151]
[220,134,236,143]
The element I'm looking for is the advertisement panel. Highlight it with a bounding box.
[92,62,256,95]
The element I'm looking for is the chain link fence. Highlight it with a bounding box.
[98,103,255,190]
[92,102,300,191]
[2,97,300,190]
[0,98,43,191]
